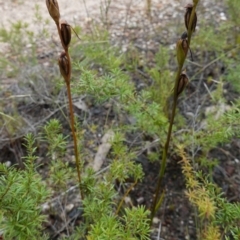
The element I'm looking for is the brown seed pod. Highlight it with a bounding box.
[46,0,60,24]
[177,70,189,97]
[59,20,72,50]
[184,3,197,32]
[58,52,70,83]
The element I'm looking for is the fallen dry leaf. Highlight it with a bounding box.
[92,129,115,172]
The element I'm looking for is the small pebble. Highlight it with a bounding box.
[66,203,74,212]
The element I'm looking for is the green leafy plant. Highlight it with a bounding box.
[178,144,240,239]
[0,133,49,240]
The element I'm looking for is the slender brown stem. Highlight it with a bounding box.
[0,181,13,203]
[146,0,151,17]
[48,0,84,200]
[115,181,137,215]
[66,83,84,200]
[65,50,84,200]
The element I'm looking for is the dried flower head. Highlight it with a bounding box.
[177,70,189,97]
[59,20,72,50]
[185,3,197,32]
[58,52,70,83]
[46,0,60,24]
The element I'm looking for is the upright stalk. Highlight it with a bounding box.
[65,62,84,201]
[150,0,199,225]
[46,0,84,200]
[150,66,182,223]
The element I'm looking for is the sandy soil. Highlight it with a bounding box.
[0,0,191,56]
[0,0,99,31]
[0,0,225,91]
[0,0,191,30]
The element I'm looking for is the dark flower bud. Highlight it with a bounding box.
[59,20,71,50]
[184,3,197,32]
[177,70,188,97]
[58,52,70,83]
[46,0,60,24]
[180,32,189,54]
[176,32,188,65]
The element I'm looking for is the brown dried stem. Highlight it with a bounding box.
[64,53,84,200]
[62,43,84,201]
[115,180,138,215]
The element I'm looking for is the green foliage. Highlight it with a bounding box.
[215,200,240,237]
[108,131,144,182]
[74,57,169,137]
[123,206,150,240]
[0,134,49,240]
[72,29,122,71]
[179,150,240,240]
[200,173,240,240]
[0,3,49,80]
[81,132,149,239]
[0,21,30,77]
[193,24,226,53]
[43,119,68,158]
[43,119,75,190]
[0,21,29,54]
[226,0,240,26]
[225,64,240,93]
[193,101,240,152]
[88,214,125,239]
[86,206,150,240]
[74,68,134,103]
[147,46,173,105]
[128,91,168,132]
